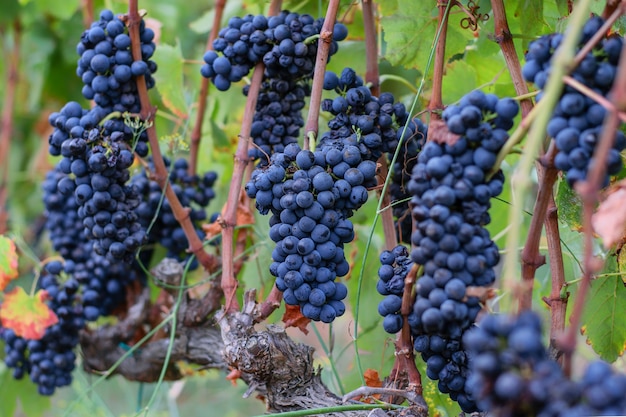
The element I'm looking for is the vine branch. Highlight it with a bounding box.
[126,2,218,273]
[426,0,451,119]
[303,0,340,150]
[189,0,227,177]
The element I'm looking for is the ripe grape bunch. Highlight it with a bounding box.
[464,311,626,416]
[376,245,413,334]
[1,261,84,396]
[406,89,519,412]
[523,15,626,187]
[132,157,218,268]
[200,11,347,91]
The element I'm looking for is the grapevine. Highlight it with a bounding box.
[1,2,626,417]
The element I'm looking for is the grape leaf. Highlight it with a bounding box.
[153,41,188,119]
[555,178,582,231]
[0,235,19,291]
[618,249,626,285]
[0,287,58,340]
[0,366,51,417]
[282,304,310,335]
[380,1,471,70]
[581,270,626,362]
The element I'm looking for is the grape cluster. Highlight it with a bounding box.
[389,118,428,243]
[42,163,145,321]
[1,261,84,395]
[131,157,218,268]
[523,15,626,187]
[464,311,626,416]
[201,11,347,91]
[77,9,157,112]
[55,128,147,263]
[376,245,413,334]
[406,89,519,412]
[321,68,409,162]
[246,79,309,164]
[246,143,359,323]
[48,8,157,159]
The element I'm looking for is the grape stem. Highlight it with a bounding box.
[126,2,219,273]
[220,0,284,314]
[81,0,94,30]
[303,0,340,150]
[562,75,626,123]
[561,24,626,376]
[426,0,452,119]
[188,0,227,177]
[0,20,20,235]
[394,263,422,391]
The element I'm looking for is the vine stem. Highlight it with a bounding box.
[560,27,626,376]
[126,1,218,273]
[303,0,340,150]
[220,0,283,314]
[363,0,420,390]
[426,0,451,119]
[501,0,592,303]
[188,0,227,177]
[81,0,94,30]
[0,21,20,235]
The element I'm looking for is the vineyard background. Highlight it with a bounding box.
[1,0,626,416]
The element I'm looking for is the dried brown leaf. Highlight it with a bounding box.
[281,304,310,335]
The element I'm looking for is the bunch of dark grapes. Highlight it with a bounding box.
[77,9,157,112]
[523,15,626,187]
[376,245,413,334]
[246,143,360,323]
[320,68,409,163]
[55,128,147,263]
[405,89,519,412]
[131,157,218,268]
[42,163,145,321]
[1,261,84,395]
[389,118,428,243]
[464,311,626,416]
[48,8,157,159]
[201,11,347,91]
[246,79,309,165]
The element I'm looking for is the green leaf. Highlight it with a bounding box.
[189,0,244,34]
[442,60,477,105]
[582,267,626,362]
[153,41,189,119]
[21,25,55,112]
[555,0,570,16]
[0,364,51,417]
[30,0,80,20]
[555,178,582,231]
[380,2,471,70]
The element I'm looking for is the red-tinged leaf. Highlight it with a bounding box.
[0,235,19,291]
[592,182,626,248]
[0,287,58,340]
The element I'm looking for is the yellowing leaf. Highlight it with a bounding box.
[0,235,19,291]
[0,287,58,340]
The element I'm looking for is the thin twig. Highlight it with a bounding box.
[126,1,218,273]
[303,0,341,150]
[220,0,284,314]
[0,21,20,235]
[189,0,227,177]
[561,30,626,376]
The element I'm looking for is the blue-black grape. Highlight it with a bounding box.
[376,245,413,334]
[523,15,626,187]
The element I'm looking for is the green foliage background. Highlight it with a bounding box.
[1,0,626,416]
